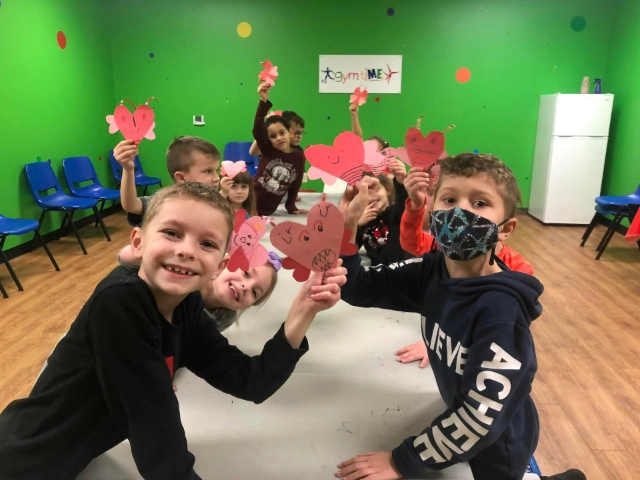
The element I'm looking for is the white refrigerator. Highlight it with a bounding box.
[528,93,614,224]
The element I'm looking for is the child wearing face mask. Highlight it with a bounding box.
[335,153,585,480]
[252,84,308,216]
[220,171,258,219]
[339,160,414,266]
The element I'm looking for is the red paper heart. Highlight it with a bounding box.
[305,131,364,186]
[270,201,352,281]
[114,104,155,144]
[404,127,445,170]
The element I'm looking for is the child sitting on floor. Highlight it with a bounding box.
[249,110,306,158]
[0,182,347,480]
[220,170,258,219]
[335,152,584,480]
[395,163,534,368]
[252,84,307,216]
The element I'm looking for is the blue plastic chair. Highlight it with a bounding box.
[581,184,640,259]
[24,162,110,255]
[0,213,60,297]
[109,151,162,195]
[63,156,120,220]
[224,142,260,177]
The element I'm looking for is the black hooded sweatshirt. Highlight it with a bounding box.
[340,251,543,479]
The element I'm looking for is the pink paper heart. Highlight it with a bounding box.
[270,202,346,281]
[382,147,411,166]
[405,127,445,170]
[221,160,247,179]
[112,104,155,144]
[305,131,364,186]
[228,210,270,272]
[364,140,389,175]
[350,87,368,106]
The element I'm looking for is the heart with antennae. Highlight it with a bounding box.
[106,97,157,144]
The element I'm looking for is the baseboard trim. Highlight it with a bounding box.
[3,203,123,262]
[525,210,629,235]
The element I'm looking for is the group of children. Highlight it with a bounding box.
[0,83,587,480]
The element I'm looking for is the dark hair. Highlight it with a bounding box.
[230,171,257,216]
[265,115,290,130]
[166,136,220,179]
[142,181,234,250]
[436,152,522,218]
[282,111,305,128]
[369,135,389,150]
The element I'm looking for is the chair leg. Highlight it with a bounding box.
[93,206,111,242]
[595,210,622,252]
[159,182,163,188]
[596,213,624,260]
[34,230,60,271]
[65,210,88,255]
[0,279,7,298]
[581,213,599,247]
[59,212,69,238]
[143,186,148,196]
[0,239,23,291]
[94,200,106,227]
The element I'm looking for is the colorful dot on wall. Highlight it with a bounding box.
[98,156,102,162]
[473,149,479,154]
[57,31,67,49]
[237,22,252,38]
[36,156,42,162]
[387,7,395,16]
[149,52,155,58]
[455,67,471,83]
[570,16,586,32]
[327,116,331,120]
[375,96,381,102]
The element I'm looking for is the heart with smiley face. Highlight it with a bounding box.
[306,131,364,186]
[404,127,445,170]
[270,201,358,282]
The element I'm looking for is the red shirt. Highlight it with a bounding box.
[399,198,534,274]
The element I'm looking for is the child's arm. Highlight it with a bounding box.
[399,167,435,255]
[87,285,202,479]
[389,298,538,477]
[252,84,274,154]
[184,264,346,402]
[339,184,432,312]
[113,140,143,215]
[350,104,363,139]
[249,140,262,157]
[117,245,141,267]
[388,160,409,223]
[219,176,233,199]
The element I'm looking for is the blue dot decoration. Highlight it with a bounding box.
[473,149,479,154]
[327,116,331,120]
[149,52,155,58]
[387,7,395,16]
[570,16,586,32]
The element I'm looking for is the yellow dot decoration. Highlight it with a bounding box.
[237,22,252,38]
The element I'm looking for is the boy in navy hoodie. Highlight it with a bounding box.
[334,153,586,480]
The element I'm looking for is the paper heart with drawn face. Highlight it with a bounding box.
[305,131,364,186]
[363,140,389,175]
[404,127,445,170]
[112,104,155,144]
[221,160,247,179]
[270,201,357,282]
[227,210,269,272]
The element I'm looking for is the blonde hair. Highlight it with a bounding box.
[142,182,234,249]
[233,262,279,323]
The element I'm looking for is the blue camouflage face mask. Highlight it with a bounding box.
[430,207,507,262]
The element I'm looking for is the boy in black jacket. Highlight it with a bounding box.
[0,182,346,480]
[334,153,585,480]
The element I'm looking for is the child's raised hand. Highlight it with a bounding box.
[388,159,407,184]
[358,204,378,227]
[394,341,430,368]
[219,176,233,198]
[346,181,370,225]
[404,167,430,209]
[113,140,138,171]
[295,259,347,315]
[349,103,358,115]
[257,83,270,102]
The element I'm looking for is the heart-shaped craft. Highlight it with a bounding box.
[113,104,155,144]
[221,160,247,179]
[270,201,358,282]
[350,87,368,106]
[227,210,270,272]
[404,127,445,170]
[305,131,364,186]
[364,140,390,175]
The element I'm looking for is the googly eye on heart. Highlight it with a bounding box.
[106,97,158,144]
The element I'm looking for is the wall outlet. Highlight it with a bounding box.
[193,115,205,126]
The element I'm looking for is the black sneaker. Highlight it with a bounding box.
[541,469,587,480]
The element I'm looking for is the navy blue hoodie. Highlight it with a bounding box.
[340,251,543,478]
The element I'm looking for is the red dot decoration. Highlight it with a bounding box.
[456,67,471,83]
[57,31,67,49]
[375,96,381,102]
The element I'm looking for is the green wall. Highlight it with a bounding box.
[0,0,116,249]
[106,0,614,202]
[602,0,640,208]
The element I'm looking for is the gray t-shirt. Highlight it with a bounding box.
[127,195,152,227]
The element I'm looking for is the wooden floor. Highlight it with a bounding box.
[1,211,639,479]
